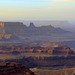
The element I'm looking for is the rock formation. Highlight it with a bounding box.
[0,45,74,55]
[53,45,74,55]
[0,22,69,37]
[0,22,73,47]
[0,62,35,75]
[0,22,12,40]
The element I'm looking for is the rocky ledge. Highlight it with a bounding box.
[0,62,35,75]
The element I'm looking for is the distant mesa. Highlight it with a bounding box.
[29,22,36,28]
[0,22,69,35]
[0,22,20,41]
[0,22,71,44]
[40,24,54,28]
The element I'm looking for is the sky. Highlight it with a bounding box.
[0,0,75,22]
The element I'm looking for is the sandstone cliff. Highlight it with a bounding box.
[0,45,74,55]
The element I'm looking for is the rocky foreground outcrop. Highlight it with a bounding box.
[0,62,35,75]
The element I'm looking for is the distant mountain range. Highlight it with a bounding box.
[0,22,75,48]
[0,22,69,35]
[0,22,69,41]
[23,20,75,32]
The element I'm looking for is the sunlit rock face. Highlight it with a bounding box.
[0,33,12,40]
[0,45,74,55]
[0,22,12,40]
[0,62,35,75]
[0,22,5,33]
[41,43,59,48]
[52,45,74,55]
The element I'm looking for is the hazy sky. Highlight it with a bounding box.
[0,0,75,21]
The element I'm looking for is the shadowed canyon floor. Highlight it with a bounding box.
[31,68,75,75]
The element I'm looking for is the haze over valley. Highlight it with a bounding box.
[0,21,75,48]
[0,0,75,75]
